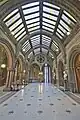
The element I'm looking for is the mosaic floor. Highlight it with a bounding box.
[0,83,80,120]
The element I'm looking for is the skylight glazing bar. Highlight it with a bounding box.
[24,12,39,20]
[3,9,18,21]
[43,2,60,10]
[22,2,39,9]
[16,31,26,41]
[5,13,20,27]
[23,6,39,15]
[9,18,22,31]
[27,22,40,28]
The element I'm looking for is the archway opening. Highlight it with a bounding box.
[30,63,40,82]
[42,63,52,83]
[0,45,8,86]
[74,54,80,92]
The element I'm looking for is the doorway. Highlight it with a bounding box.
[42,63,52,83]
[74,54,80,92]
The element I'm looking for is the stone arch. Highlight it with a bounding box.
[58,60,64,86]
[0,38,15,88]
[68,45,80,92]
[29,63,40,82]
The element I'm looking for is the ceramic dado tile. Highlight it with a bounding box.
[0,83,80,120]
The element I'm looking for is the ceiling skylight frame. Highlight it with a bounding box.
[12,24,24,35]
[24,12,39,21]
[5,13,21,27]
[43,2,60,10]
[42,48,48,53]
[22,2,39,9]
[43,6,60,16]
[26,17,39,25]
[42,21,55,29]
[43,12,58,21]
[3,9,19,22]
[42,25,54,33]
[16,31,26,41]
[9,18,23,31]
[27,21,40,28]
[60,19,71,32]
[28,25,40,32]
[22,40,30,48]
[56,32,63,39]
[22,6,39,15]
[14,28,26,38]
[57,28,65,37]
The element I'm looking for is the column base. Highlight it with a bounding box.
[3,87,11,91]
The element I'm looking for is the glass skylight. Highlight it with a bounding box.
[9,19,22,31]
[43,17,56,26]
[3,9,18,21]
[49,52,54,58]
[34,48,40,54]
[42,39,51,46]
[27,22,40,28]
[22,40,31,52]
[43,12,57,21]
[64,10,77,23]
[16,31,26,41]
[11,24,24,34]
[22,40,30,48]
[31,35,40,39]
[42,22,55,29]
[28,26,40,32]
[62,14,74,25]
[58,24,68,34]
[5,13,20,27]
[28,52,33,58]
[60,20,71,32]
[51,42,59,51]
[43,6,59,16]
[57,28,65,37]
[42,35,51,40]
[26,17,39,25]
[42,26,53,32]
[43,2,60,10]
[14,28,25,38]
[22,2,39,9]
[23,6,39,15]
[25,12,39,20]
[42,48,48,53]
[56,32,63,39]
[31,35,40,47]
[3,1,77,54]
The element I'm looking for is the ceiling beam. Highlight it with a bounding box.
[39,0,43,53]
[48,9,63,55]
[19,7,34,54]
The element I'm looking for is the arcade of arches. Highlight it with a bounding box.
[0,0,80,94]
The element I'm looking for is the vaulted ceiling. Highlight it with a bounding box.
[0,0,80,59]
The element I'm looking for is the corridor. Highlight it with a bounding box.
[0,83,80,120]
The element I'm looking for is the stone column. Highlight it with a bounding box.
[63,64,69,91]
[56,67,59,88]
[4,68,14,91]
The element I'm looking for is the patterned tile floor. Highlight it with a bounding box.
[0,83,80,120]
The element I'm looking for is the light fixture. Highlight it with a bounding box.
[23,49,25,52]
[1,64,6,68]
[67,31,70,35]
[56,48,59,52]
[23,70,26,73]
[11,32,14,35]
